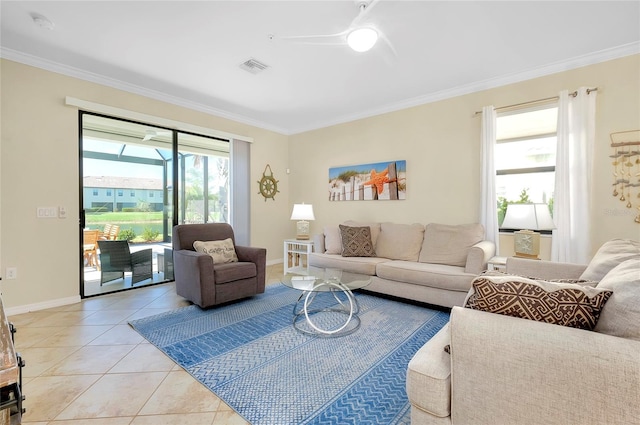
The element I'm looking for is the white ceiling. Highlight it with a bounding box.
[1,1,639,135]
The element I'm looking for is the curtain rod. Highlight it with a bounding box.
[473,87,598,116]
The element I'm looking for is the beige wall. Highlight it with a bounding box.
[0,59,290,311]
[2,54,639,312]
[289,55,640,256]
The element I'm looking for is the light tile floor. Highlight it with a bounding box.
[11,263,284,425]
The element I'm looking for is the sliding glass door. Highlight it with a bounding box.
[80,113,232,298]
[177,133,230,225]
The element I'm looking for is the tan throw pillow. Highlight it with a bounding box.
[419,223,485,266]
[339,225,376,257]
[465,275,612,330]
[594,259,640,341]
[323,225,342,254]
[193,239,238,264]
[375,222,425,261]
[580,239,640,282]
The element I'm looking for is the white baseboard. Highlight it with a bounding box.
[267,259,284,266]
[5,295,81,316]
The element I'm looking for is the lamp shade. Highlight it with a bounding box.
[347,27,378,52]
[290,204,315,221]
[501,203,555,231]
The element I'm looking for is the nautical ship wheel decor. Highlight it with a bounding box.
[258,164,280,201]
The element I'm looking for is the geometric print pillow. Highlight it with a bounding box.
[339,225,376,257]
[465,275,612,330]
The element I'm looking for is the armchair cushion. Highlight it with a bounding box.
[465,274,612,330]
[194,238,238,264]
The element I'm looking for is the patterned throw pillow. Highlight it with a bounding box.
[465,275,612,330]
[193,238,238,264]
[339,225,376,257]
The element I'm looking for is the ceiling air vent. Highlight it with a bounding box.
[239,58,269,75]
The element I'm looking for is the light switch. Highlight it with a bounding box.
[59,206,67,218]
[37,207,57,218]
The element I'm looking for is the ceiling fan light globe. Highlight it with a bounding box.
[347,27,378,52]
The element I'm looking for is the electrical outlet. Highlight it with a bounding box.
[6,268,17,280]
[59,206,67,218]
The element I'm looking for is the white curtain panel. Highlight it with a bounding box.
[552,88,597,263]
[480,105,499,252]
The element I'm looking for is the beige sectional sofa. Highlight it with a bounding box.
[309,221,495,308]
[407,239,640,425]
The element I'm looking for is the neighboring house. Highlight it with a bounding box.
[83,176,164,212]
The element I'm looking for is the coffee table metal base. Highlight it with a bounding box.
[292,280,360,337]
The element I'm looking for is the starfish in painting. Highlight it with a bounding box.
[363,168,394,195]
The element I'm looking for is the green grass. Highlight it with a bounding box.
[85,211,164,223]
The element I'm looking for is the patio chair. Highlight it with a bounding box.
[172,223,266,308]
[97,240,153,285]
[83,229,100,269]
[99,224,120,241]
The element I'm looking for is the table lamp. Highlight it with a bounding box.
[290,203,315,240]
[501,203,555,259]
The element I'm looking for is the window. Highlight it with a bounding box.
[149,192,154,198]
[130,191,135,197]
[93,189,98,196]
[495,106,557,227]
[117,190,123,197]
[106,190,112,196]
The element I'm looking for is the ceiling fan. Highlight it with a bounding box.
[141,129,171,142]
[274,0,394,54]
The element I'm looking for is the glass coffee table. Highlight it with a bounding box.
[281,267,371,337]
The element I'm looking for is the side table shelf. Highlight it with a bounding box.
[284,239,314,275]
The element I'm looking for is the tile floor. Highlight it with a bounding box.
[11,263,284,425]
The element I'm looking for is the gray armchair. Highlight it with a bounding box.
[172,223,266,308]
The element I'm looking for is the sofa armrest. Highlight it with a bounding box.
[505,257,587,279]
[313,233,325,254]
[464,240,495,274]
[235,245,267,293]
[449,306,640,425]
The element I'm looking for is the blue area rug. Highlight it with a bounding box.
[129,285,449,425]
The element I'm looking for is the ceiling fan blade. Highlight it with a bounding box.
[142,134,153,142]
[276,31,348,46]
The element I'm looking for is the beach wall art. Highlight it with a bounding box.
[328,160,406,201]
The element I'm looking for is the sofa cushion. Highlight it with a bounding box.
[375,222,425,261]
[339,225,376,257]
[376,261,474,292]
[193,239,238,264]
[419,223,485,267]
[595,259,640,341]
[343,221,381,247]
[579,239,640,282]
[406,323,452,418]
[323,225,342,254]
[465,275,612,330]
[308,253,389,276]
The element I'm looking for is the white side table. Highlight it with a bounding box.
[488,256,507,272]
[284,239,314,275]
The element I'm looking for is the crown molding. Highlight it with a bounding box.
[288,41,640,134]
[2,42,639,136]
[0,47,289,135]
